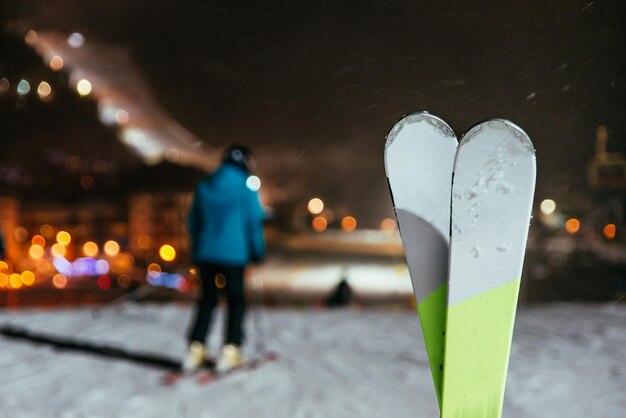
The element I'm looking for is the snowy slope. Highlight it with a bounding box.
[0,303,624,418]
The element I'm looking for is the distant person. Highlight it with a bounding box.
[184,144,266,372]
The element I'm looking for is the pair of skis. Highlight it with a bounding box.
[385,112,536,418]
[161,351,278,386]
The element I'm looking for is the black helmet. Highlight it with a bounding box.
[223,144,254,172]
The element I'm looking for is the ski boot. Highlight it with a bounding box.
[182,341,207,372]
[216,344,244,372]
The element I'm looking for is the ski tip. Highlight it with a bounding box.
[460,118,535,156]
[384,111,456,150]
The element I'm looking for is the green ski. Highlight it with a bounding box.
[440,120,536,417]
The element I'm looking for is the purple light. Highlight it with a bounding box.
[146,272,185,289]
[95,259,110,275]
[53,256,73,276]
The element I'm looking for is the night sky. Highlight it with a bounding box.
[2,0,625,227]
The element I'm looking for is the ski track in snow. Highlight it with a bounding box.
[0,303,625,418]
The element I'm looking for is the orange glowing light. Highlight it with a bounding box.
[147,263,162,278]
[83,241,99,257]
[381,218,397,232]
[56,231,71,246]
[40,224,54,238]
[0,273,8,288]
[24,30,38,45]
[307,198,324,215]
[603,224,616,240]
[0,261,8,272]
[341,216,357,232]
[565,218,580,234]
[159,245,176,262]
[49,55,64,71]
[215,274,226,289]
[9,273,23,289]
[52,273,68,289]
[21,270,36,286]
[104,240,120,257]
[51,243,66,257]
[137,235,152,250]
[31,235,46,247]
[312,216,328,232]
[29,245,44,259]
[14,227,29,243]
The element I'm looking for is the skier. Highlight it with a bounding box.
[183,144,266,372]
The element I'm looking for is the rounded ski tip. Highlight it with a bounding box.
[492,118,536,155]
[460,118,535,155]
[385,111,455,150]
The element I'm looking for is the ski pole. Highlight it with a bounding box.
[91,284,157,318]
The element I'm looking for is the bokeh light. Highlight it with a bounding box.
[29,245,44,259]
[56,231,72,246]
[603,224,616,240]
[31,235,46,247]
[341,216,357,232]
[97,275,112,290]
[0,273,8,288]
[117,274,131,288]
[83,241,99,257]
[53,273,68,289]
[10,274,23,289]
[380,218,397,232]
[540,199,556,215]
[95,260,110,275]
[51,243,66,257]
[147,263,162,279]
[76,79,92,96]
[312,216,328,232]
[308,198,324,215]
[67,32,85,48]
[0,78,9,93]
[246,175,261,191]
[165,149,180,163]
[137,235,152,250]
[80,175,95,189]
[0,261,8,272]
[159,245,176,262]
[40,224,54,238]
[565,218,580,234]
[17,80,31,95]
[14,226,28,242]
[24,29,38,45]
[104,240,120,257]
[115,109,129,125]
[21,270,36,286]
[37,81,52,100]
[111,253,134,274]
[215,274,226,289]
[49,55,64,71]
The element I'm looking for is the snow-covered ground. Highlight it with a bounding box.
[0,302,624,418]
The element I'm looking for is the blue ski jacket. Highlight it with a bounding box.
[188,162,266,266]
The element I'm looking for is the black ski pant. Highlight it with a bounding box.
[188,262,246,347]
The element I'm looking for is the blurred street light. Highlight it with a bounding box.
[308,198,324,215]
[540,199,556,215]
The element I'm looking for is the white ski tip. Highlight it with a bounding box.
[385,111,456,150]
[460,119,535,155]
